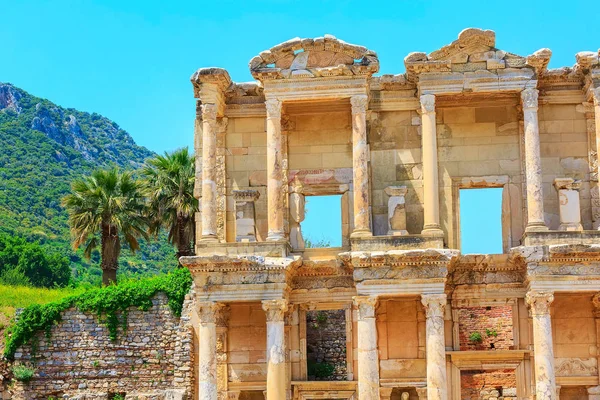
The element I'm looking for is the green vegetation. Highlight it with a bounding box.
[486,328,498,338]
[4,268,192,360]
[469,331,483,343]
[0,234,70,287]
[62,167,150,285]
[307,360,335,378]
[0,82,178,284]
[11,364,35,382]
[142,147,197,262]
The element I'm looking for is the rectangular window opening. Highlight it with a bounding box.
[301,195,342,248]
[459,188,503,254]
[306,309,348,381]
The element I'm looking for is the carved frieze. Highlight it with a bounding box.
[555,358,598,377]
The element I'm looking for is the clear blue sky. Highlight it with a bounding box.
[1,0,598,153]
[460,189,503,254]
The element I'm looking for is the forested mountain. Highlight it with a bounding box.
[0,82,177,284]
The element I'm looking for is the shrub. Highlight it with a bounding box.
[469,332,483,343]
[12,364,35,382]
[0,266,31,286]
[308,360,335,378]
[486,328,498,338]
[4,268,192,360]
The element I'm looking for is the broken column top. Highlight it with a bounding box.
[384,186,408,197]
[553,177,582,191]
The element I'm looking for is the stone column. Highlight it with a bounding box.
[526,291,556,400]
[232,189,260,242]
[421,294,448,400]
[262,299,288,400]
[420,95,443,236]
[216,305,231,400]
[553,178,583,231]
[350,95,372,237]
[593,88,600,188]
[198,301,226,400]
[521,88,548,232]
[353,296,379,400]
[265,99,285,241]
[201,104,219,242]
[588,385,600,400]
[385,186,408,235]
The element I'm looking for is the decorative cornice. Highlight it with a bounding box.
[353,295,378,320]
[249,35,379,81]
[350,94,368,114]
[232,189,260,202]
[265,98,282,120]
[525,291,554,315]
[526,48,552,76]
[521,88,539,110]
[420,94,436,114]
[262,299,288,322]
[421,293,447,319]
[201,103,218,121]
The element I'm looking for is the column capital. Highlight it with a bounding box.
[350,94,369,115]
[265,98,282,120]
[353,295,378,319]
[553,177,581,191]
[415,387,428,399]
[262,299,288,322]
[521,88,539,110]
[526,291,554,315]
[421,293,447,319]
[201,103,218,121]
[593,87,600,106]
[420,94,436,114]
[197,301,227,325]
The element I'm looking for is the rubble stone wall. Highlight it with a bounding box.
[460,369,518,400]
[305,309,347,381]
[11,292,193,400]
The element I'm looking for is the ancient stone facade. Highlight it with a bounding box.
[183,28,600,400]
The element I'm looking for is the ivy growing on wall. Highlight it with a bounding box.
[4,268,192,360]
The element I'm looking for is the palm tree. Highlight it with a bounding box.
[142,148,198,263]
[62,167,149,285]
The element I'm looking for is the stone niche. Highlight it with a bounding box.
[305,309,348,381]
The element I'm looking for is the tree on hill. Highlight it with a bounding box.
[62,167,149,285]
[142,148,197,263]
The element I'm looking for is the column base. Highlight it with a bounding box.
[266,231,286,242]
[199,235,219,244]
[350,229,373,238]
[525,223,549,233]
[421,226,444,238]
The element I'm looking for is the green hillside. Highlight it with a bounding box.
[0,82,177,284]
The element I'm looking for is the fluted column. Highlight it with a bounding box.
[262,299,288,400]
[526,291,556,400]
[198,301,226,400]
[265,99,285,241]
[421,294,447,400]
[350,95,372,237]
[420,95,443,236]
[521,88,548,232]
[353,296,379,400]
[201,104,219,242]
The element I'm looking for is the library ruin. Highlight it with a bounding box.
[183,28,600,400]
[9,28,600,400]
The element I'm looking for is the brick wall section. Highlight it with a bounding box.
[458,306,513,351]
[460,369,517,400]
[11,292,194,400]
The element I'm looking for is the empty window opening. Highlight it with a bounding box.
[301,195,342,248]
[306,309,347,381]
[459,188,503,254]
[460,369,517,400]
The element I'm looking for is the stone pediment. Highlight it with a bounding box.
[249,34,379,80]
[404,28,551,81]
